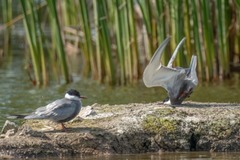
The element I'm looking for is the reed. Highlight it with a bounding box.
[191,0,205,80]
[127,0,139,82]
[46,0,70,83]
[2,0,12,56]
[137,0,155,61]
[20,0,47,86]
[78,0,97,79]
[114,0,139,84]
[11,0,240,85]
[155,0,168,64]
[93,0,115,84]
[216,0,229,79]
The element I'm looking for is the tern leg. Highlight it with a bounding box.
[60,123,67,131]
[167,37,186,68]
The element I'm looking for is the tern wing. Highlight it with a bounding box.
[143,36,185,91]
[167,38,186,68]
[147,37,171,69]
[25,99,77,121]
[144,64,185,91]
[46,99,80,122]
[186,55,198,85]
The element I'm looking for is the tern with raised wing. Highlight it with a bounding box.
[143,37,198,105]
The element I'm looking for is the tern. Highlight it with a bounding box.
[143,37,198,105]
[10,89,86,130]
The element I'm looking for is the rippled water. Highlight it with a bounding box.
[40,152,240,160]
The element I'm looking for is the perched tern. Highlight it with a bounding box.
[10,89,86,130]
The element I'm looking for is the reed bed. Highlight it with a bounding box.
[20,0,47,86]
[1,0,12,56]
[1,0,240,86]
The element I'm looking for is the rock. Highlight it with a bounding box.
[4,129,16,138]
[0,154,14,159]
[78,105,97,118]
[0,102,240,158]
[0,120,18,135]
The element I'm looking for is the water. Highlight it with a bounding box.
[38,152,240,160]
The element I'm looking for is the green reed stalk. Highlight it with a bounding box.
[46,0,70,83]
[36,7,48,86]
[191,0,205,80]
[61,0,78,26]
[21,0,42,86]
[202,0,216,80]
[78,0,96,78]
[137,0,154,60]
[2,0,12,56]
[93,0,115,84]
[127,0,139,82]
[122,0,133,83]
[155,0,169,65]
[169,0,176,56]
[115,0,132,83]
[114,0,125,84]
[170,0,186,66]
[93,0,102,82]
[237,0,240,62]
[155,0,166,41]
[183,0,192,64]
[216,0,229,79]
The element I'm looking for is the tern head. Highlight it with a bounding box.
[65,89,87,100]
[167,79,196,105]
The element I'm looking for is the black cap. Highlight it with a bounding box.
[66,89,80,98]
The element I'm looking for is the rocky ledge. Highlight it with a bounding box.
[0,101,240,158]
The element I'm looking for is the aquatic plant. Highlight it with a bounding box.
[46,0,71,83]
[20,0,47,86]
[1,0,240,85]
[1,0,12,56]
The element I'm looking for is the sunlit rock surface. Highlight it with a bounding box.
[0,102,240,158]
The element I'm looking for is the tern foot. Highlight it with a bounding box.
[60,123,67,132]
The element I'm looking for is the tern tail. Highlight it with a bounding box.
[8,114,27,119]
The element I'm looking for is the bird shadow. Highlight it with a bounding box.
[42,126,98,133]
[177,101,239,108]
[156,101,239,108]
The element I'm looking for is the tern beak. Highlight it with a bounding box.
[80,96,87,99]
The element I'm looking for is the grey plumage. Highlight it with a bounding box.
[11,89,86,130]
[143,37,198,105]
[24,98,81,123]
